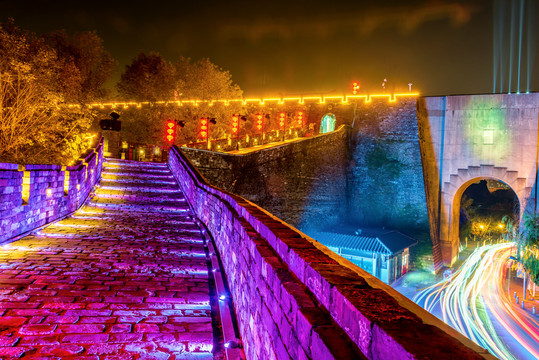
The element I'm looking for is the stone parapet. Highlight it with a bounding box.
[168,145,493,360]
[0,137,104,242]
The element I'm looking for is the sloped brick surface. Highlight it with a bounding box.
[0,160,214,359]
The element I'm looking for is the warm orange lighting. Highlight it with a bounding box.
[352,81,360,95]
[165,120,176,144]
[85,93,419,110]
[256,113,263,132]
[296,111,304,127]
[231,114,239,135]
[279,112,286,128]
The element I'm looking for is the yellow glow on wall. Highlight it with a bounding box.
[85,93,419,110]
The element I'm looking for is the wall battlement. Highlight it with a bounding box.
[0,138,104,243]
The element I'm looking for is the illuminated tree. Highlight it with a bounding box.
[0,21,97,164]
[46,30,115,102]
[117,52,176,102]
[516,213,539,284]
[173,57,242,142]
[115,52,178,145]
[116,54,243,144]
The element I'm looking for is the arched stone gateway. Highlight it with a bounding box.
[418,93,539,269]
[442,165,530,266]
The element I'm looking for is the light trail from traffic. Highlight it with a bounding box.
[413,243,539,360]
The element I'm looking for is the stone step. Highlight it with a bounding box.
[0,159,216,357]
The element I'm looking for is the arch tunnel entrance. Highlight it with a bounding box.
[458,179,520,248]
[437,165,533,268]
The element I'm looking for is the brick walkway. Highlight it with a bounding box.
[0,160,215,359]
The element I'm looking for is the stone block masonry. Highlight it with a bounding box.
[181,126,349,233]
[0,138,104,243]
[0,160,216,358]
[348,98,429,230]
[182,98,430,236]
[169,146,494,359]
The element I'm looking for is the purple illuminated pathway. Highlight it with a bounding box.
[0,160,217,359]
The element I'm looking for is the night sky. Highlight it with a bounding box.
[1,0,538,97]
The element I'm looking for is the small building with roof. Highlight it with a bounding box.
[310,228,417,284]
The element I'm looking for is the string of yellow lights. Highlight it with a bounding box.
[76,93,419,110]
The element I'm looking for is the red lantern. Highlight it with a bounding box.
[165,120,176,144]
[256,113,263,131]
[296,111,304,128]
[232,115,239,134]
[200,117,208,138]
[279,112,286,128]
[352,81,360,95]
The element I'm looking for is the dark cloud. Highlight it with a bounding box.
[0,0,537,96]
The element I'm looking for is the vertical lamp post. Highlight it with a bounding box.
[296,110,304,136]
[200,117,217,150]
[200,117,208,149]
[232,114,239,140]
[256,113,263,143]
[279,112,286,142]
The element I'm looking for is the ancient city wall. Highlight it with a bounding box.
[168,145,493,360]
[181,126,349,232]
[0,138,104,242]
[182,99,429,237]
[349,98,428,230]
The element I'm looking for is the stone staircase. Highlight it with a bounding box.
[0,159,218,359]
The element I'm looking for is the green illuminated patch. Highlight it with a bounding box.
[463,97,510,162]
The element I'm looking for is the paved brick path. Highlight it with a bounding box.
[0,160,215,359]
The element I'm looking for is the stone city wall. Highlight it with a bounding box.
[181,126,349,233]
[348,98,429,230]
[182,98,430,235]
[168,145,493,360]
[0,138,104,242]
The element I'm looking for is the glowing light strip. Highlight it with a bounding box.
[36,231,78,238]
[99,185,179,193]
[101,172,174,179]
[89,202,189,213]
[94,193,186,202]
[84,93,419,110]
[105,161,167,168]
[50,223,94,228]
[100,178,177,185]
[103,168,171,173]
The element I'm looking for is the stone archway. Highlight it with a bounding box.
[320,113,336,133]
[418,93,539,271]
[439,164,532,266]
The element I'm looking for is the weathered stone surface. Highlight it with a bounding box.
[0,160,214,358]
[349,99,428,230]
[418,94,539,266]
[0,138,104,243]
[169,145,493,360]
[182,126,349,233]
